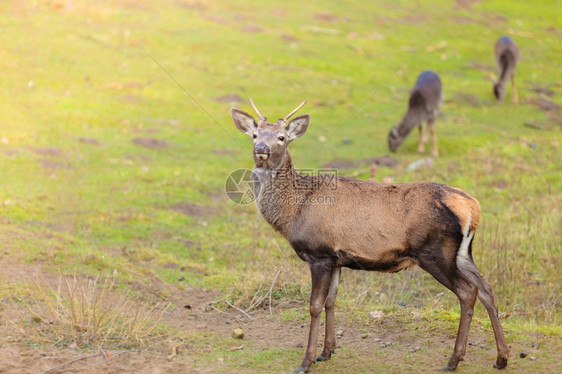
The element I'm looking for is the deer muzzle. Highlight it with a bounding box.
[254,142,270,160]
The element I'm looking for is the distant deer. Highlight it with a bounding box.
[388,70,442,157]
[231,99,508,373]
[493,36,519,102]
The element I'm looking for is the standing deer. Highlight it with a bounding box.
[493,36,519,102]
[231,99,508,373]
[388,70,442,157]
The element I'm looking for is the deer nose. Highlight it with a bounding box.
[254,142,270,155]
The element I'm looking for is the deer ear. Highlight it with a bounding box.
[287,114,310,141]
[231,108,258,136]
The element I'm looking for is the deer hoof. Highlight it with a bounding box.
[294,367,307,373]
[442,365,456,371]
[316,355,324,362]
[493,356,508,369]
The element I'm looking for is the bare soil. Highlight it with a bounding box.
[0,258,558,373]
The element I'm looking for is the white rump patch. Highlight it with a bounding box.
[457,215,474,268]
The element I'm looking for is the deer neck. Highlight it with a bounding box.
[252,151,301,234]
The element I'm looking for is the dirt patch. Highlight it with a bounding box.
[463,61,495,72]
[212,148,235,156]
[322,159,357,170]
[525,82,557,97]
[453,92,481,107]
[529,98,560,112]
[176,0,206,11]
[281,34,299,42]
[313,12,345,22]
[30,147,64,157]
[358,156,398,168]
[202,14,228,25]
[78,137,100,146]
[212,93,244,103]
[120,94,142,104]
[455,0,480,8]
[40,159,70,171]
[0,346,206,374]
[241,25,263,33]
[532,87,555,97]
[272,9,287,17]
[171,202,217,217]
[132,137,170,149]
[323,156,398,170]
[401,14,428,23]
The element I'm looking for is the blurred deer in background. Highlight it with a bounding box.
[388,70,442,158]
[232,99,508,373]
[493,36,519,102]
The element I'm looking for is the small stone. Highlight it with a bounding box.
[480,344,485,349]
[519,352,527,358]
[374,337,382,342]
[336,329,344,336]
[295,342,304,349]
[468,341,476,346]
[368,310,384,320]
[409,346,421,353]
[530,356,536,361]
[232,328,244,339]
[361,334,368,339]
[178,277,185,281]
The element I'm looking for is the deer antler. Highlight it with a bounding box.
[248,98,265,121]
[283,101,307,123]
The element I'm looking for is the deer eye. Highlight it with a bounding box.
[253,134,257,139]
[278,136,285,141]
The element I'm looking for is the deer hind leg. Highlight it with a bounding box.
[417,125,426,153]
[317,267,341,362]
[416,238,475,370]
[511,74,518,104]
[295,261,334,373]
[457,256,509,369]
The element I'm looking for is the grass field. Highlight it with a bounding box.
[0,0,560,373]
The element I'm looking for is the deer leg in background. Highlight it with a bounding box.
[417,125,426,153]
[295,261,334,373]
[317,267,341,362]
[428,119,438,158]
[511,74,518,104]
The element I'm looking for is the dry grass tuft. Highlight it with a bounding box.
[3,271,176,350]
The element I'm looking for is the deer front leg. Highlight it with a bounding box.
[295,262,334,373]
[417,125,425,153]
[428,120,438,158]
[317,267,341,362]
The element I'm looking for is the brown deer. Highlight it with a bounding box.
[388,70,442,157]
[493,36,519,102]
[231,99,508,373]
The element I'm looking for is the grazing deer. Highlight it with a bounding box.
[388,70,442,157]
[231,100,508,373]
[493,36,519,102]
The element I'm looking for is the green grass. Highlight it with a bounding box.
[0,0,560,372]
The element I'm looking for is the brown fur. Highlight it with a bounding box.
[231,105,508,373]
[443,190,480,233]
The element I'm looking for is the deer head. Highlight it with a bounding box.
[231,99,310,169]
